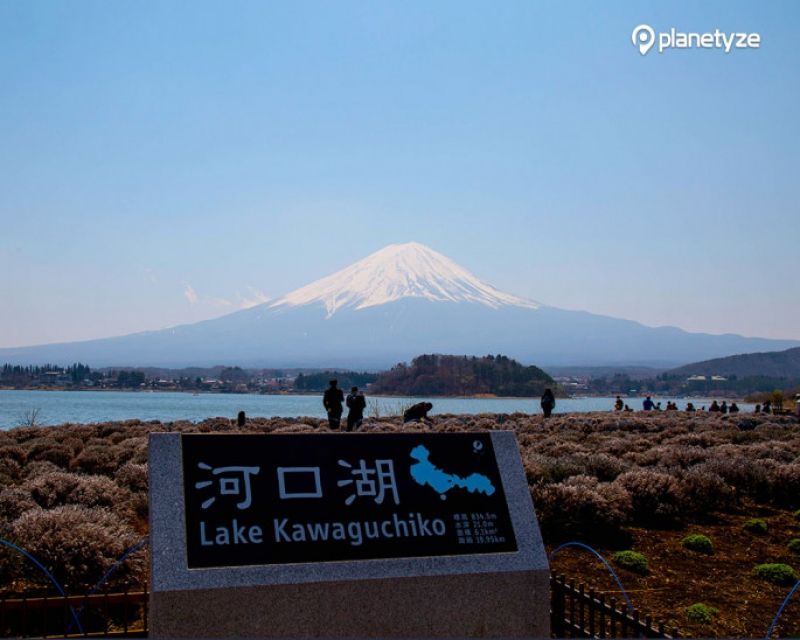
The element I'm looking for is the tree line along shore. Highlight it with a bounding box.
[0,355,555,397]
[6,351,799,399]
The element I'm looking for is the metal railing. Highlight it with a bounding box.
[0,587,147,638]
[551,574,678,638]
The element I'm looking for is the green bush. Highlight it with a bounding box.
[681,534,714,554]
[685,603,718,624]
[613,550,649,575]
[788,539,800,555]
[743,518,768,535]
[752,563,798,586]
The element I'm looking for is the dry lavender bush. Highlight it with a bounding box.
[0,411,798,591]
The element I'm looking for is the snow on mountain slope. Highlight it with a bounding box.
[269,242,540,317]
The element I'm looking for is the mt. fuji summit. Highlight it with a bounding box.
[1,242,797,368]
[269,242,539,317]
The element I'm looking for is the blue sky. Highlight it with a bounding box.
[2,1,798,348]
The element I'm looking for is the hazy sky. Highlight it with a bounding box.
[2,1,798,348]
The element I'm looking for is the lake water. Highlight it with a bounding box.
[0,390,754,429]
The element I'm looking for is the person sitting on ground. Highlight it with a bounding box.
[403,402,433,424]
[323,379,344,430]
[720,401,728,414]
[642,396,655,411]
[614,396,624,411]
[624,404,633,412]
[345,386,367,432]
[655,402,662,411]
[540,388,556,418]
[709,400,720,412]
[686,402,696,412]
[754,403,761,414]
[729,402,740,414]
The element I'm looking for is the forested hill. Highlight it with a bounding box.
[369,354,554,397]
[669,347,800,379]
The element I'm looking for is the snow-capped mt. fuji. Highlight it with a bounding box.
[270,242,539,317]
[1,242,798,368]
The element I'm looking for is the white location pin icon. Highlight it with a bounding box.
[631,24,656,56]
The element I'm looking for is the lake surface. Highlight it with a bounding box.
[0,390,754,429]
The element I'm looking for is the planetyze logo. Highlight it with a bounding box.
[631,24,761,55]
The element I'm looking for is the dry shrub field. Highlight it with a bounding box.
[0,411,798,637]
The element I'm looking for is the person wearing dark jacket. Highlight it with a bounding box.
[346,386,367,432]
[540,388,556,418]
[323,379,344,430]
[403,402,433,424]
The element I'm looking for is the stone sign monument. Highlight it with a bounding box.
[149,431,549,637]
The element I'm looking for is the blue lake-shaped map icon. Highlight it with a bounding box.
[410,444,495,500]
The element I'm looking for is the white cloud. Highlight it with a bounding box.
[183,284,267,311]
[207,297,234,308]
[238,286,270,309]
[183,284,272,309]
[183,285,199,305]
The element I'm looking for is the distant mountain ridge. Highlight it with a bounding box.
[1,243,798,368]
[669,347,800,379]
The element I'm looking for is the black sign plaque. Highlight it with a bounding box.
[181,432,518,568]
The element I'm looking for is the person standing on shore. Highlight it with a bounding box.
[540,388,556,418]
[346,386,366,432]
[323,379,344,430]
[643,396,655,411]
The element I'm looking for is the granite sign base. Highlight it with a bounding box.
[151,571,548,638]
[149,431,549,638]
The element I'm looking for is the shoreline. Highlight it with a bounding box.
[4,407,785,432]
[4,408,796,430]
[0,386,751,402]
